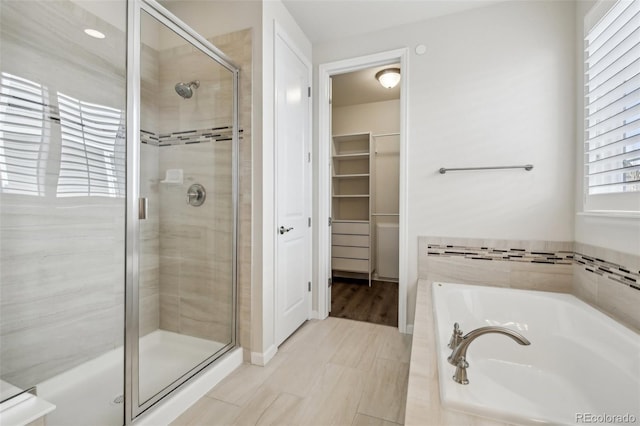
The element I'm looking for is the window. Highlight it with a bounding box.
[584,0,640,211]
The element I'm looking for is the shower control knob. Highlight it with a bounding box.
[186,184,206,207]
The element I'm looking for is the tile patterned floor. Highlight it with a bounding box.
[171,317,412,426]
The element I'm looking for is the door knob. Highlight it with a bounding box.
[279,226,294,234]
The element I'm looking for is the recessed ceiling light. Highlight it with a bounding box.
[84,28,106,39]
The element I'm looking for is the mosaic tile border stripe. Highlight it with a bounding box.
[573,252,640,290]
[427,244,574,264]
[2,94,238,148]
[427,244,640,292]
[141,127,242,146]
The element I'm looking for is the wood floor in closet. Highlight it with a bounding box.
[330,279,398,327]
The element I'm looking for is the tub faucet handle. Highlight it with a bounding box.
[448,322,463,349]
[452,356,469,385]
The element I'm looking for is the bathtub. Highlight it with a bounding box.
[432,282,640,426]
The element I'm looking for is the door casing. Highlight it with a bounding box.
[316,48,409,333]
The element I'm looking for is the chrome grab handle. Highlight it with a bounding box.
[186,183,206,207]
[138,197,148,220]
[279,226,294,234]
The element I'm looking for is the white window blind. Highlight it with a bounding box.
[0,72,48,196]
[56,93,125,198]
[584,0,640,209]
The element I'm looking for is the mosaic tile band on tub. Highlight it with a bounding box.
[427,243,639,292]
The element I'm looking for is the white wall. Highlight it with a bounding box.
[332,99,400,136]
[314,1,577,329]
[255,0,312,361]
[574,0,640,255]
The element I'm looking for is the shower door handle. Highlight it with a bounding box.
[139,197,148,220]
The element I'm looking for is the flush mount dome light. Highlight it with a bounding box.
[84,28,106,39]
[375,68,401,89]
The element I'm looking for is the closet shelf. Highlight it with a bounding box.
[333,153,369,160]
[333,173,370,179]
[332,132,374,284]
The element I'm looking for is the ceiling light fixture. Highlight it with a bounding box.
[375,68,401,89]
[84,28,106,39]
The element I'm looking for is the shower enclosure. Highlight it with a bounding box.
[0,0,239,423]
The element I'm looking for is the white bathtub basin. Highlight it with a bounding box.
[432,282,640,426]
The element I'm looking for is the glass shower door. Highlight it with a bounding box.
[130,0,238,415]
[1,1,127,425]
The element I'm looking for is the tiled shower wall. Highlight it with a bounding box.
[419,237,640,331]
[139,29,252,345]
[157,141,233,342]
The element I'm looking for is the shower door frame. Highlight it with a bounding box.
[125,0,240,422]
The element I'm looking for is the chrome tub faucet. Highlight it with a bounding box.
[446,323,531,385]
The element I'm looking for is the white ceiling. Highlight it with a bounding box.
[281,0,503,44]
[332,64,400,107]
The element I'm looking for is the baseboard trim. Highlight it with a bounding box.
[406,324,414,335]
[250,344,277,366]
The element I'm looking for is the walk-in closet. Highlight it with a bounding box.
[329,64,401,327]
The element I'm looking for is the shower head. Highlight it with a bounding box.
[175,80,200,99]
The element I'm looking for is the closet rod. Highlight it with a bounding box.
[372,132,400,137]
[372,213,400,216]
[439,164,533,174]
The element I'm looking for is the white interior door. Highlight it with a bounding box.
[328,77,333,313]
[275,31,311,346]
